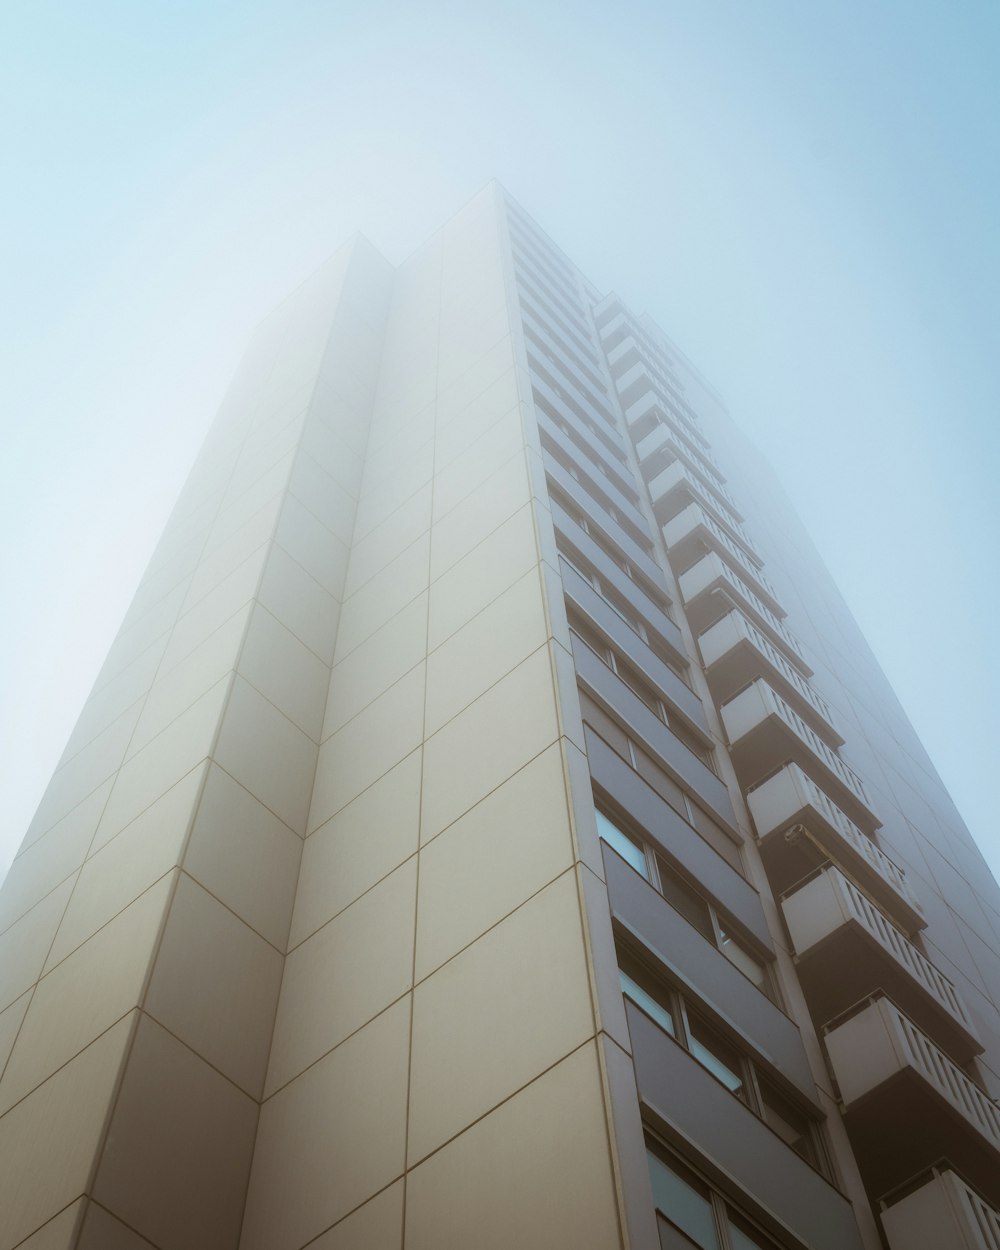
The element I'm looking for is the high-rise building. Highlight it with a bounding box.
[1,183,998,1250]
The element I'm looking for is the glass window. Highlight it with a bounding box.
[647,1150,721,1250]
[657,859,714,941]
[686,1012,746,1100]
[619,967,676,1037]
[757,1077,819,1169]
[595,809,649,879]
[727,1211,780,1250]
[718,927,772,998]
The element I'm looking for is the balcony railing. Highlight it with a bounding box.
[826,996,1000,1153]
[664,503,780,613]
[881,1169,1000,1250]
[722,679,876,821]
[678,552,811,675]
[784,866,979,1052]
[627,391,723,475]
[699,610,841,746]
[746,762,922,932]
[648,459,754,553]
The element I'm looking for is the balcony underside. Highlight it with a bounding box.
[838,1067,1000,1213]
[792,922,981,1062]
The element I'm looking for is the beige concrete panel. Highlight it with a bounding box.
[93,582,184,693]
[0,992,30,1076]
[0,880,74,1013]
[0,1014,133,1250]
[427,502,539,651]
[305,1180,403,1250]
[77,1203,158,1249]
[408,870,594,1161]
[241,998,409,1250]
[334,532,430,662]
[432,407,524,523]
[600,1035,661,1250]
[299,420,365,499]
[291,750,421,947]
[273,494,350,599]
[415,743,575,977]
[16,1199,85,1249]
[94,679,228,850]
[182,500,282,614]
[35,701,143,840]
[343,484,432,597]
[266,858,416,1093]
[232,407,307,485]
[57,638,164,767]
[353,457,434,543]
[257,544,340,665]
[48,765,203,967]
[435,337,517,426]
[436,314,511,393]
[421,646,559,842]
[578,865,630,1053]
[429,451,531,582]
[363,413,433,480]
[128,607,251,758]
[183,764,300,950]
[238,604,329,742]
[324,593,427,739]
[213,676,317,835]
[404,1041,622,1250]
[94,1014,258,1250]
[288,452,360,545]
[0,877,172,1113]
[145,875,283,1098]
[425,569,548,736]
[308,664,425,833]
[17,776,111,865]
[206,455,290,554]
[158,549,263,673]
[563,738,606,881]
[0,794,100,934]
[222,445,295,513]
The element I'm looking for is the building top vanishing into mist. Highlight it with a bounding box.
[1,183,998,1250]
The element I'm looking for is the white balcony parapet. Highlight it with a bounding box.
[678,552,811,673]
[664,503,779,608]
[784,866,976,1040]
[700,611,840,740]
[747,763,921,926]
[614,359,708,448]
[882,1169,1000,1250]
[632,401,733,496]
[648,461,753,551]
[826,997,1000,1152]
[723,679,874,816]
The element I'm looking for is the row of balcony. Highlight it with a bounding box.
[647,457,755,558]
[700,609,842,747]
[633,404,740,516]
[665,502,782,614]
[680,551,812,675]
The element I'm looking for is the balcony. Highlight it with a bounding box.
[678,552,812,676]
[747,763,923,935]
[825,996,1000,1208]
[532,383,634,499]
[699,610,843,747]
[647,458,755,556]
[783,866,981,1059]
[881,1169,1000,1250]
[613,359,708,450]
[664,503,781,613]
[721,679,879,832]
[527,365,626,464]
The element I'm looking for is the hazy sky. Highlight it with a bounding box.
[2,0,998,884]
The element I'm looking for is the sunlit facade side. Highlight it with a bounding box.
[0,184,998,1250]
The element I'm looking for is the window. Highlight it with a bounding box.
[595,810,777,1005]
[625,952,830,1183]
[647,1140,785,1250]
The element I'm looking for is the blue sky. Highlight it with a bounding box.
[1,0,997,881]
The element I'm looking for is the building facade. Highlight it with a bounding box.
[1,184,999,1250]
